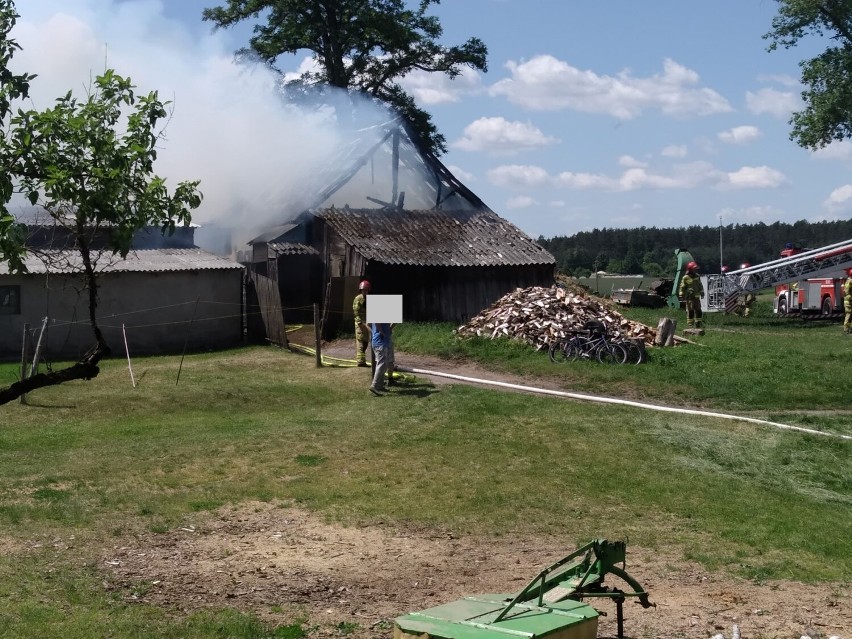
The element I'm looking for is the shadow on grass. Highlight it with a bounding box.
[385,382,440,398]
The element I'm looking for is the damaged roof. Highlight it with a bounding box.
[0,248,244,275]
[315,208,555,267]
[267,242,319,257]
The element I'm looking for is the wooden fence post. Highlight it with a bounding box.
[19,323,30,405]
[314,303,322,367]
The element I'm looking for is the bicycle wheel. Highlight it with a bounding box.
[596,342,627,364]
[548,341,569,364]
[563,339,583,361]
[619,339,646,365]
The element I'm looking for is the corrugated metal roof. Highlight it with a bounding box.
[268,242,319,257]
[249,223,299,244]
[0,248,244,275]
[315,208,555,267]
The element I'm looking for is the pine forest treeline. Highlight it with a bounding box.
[538,219,852,277]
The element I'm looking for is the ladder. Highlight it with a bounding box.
[704,238,852,312]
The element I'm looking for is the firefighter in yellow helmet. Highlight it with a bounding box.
[678,261,704,328]
[844,268,852,334]
[353,280,371,366]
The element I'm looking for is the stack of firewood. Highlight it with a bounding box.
[455,285,658,350]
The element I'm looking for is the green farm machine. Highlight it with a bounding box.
[394,539,653,639]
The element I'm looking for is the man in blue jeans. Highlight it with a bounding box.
[369,322,392,396]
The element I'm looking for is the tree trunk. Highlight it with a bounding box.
[0,341,110,405]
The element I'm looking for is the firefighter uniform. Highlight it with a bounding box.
[353,292,368,365]
[844,276,852,333]
[679,270,704,328]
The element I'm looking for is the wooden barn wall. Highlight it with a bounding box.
[315,219,554,326]
[246,271,287,347]
[273,253,320,324]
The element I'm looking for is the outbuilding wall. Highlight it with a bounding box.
[367,263,555,323]
[0,269,243,361]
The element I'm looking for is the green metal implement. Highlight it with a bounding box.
[668,248,696,309]
[394,539,653,639]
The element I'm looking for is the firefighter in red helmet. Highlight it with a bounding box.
[353,280,371,366]
[678,261,704,328]
[844,267,852,333]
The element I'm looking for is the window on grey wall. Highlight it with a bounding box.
[0,285,21,315]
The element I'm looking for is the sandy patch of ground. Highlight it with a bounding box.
[100,502,850,639]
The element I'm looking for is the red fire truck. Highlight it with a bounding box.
[773,243,846,316]
[774,278,845,315]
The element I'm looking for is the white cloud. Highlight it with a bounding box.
[719,205,787,224]
[506,195,538,209]
[745,88,801,119]
[756,73,800,88]
[554,171,618,190]
[400,66,484,105]
[618,155,646,168]
[454,117,559,154]
[811,140,852,160]
[738,205,786,223]
[824,184,852,212]
[661,145,687,158]
[445,165,476,183]
[283,55,321,82]
[721,166,787,189]
[718,125,761,145]
[488,161,784,192]
[487,164,552,188]
[489,55,731,118]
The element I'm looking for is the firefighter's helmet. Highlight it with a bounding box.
[740,262,751,269]
[359,280,371,291]
[686,261,698,271]
[846,267,852,277]
[721,265,729,273]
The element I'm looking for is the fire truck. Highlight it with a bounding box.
[772,243,847,316]
[775,278,845,316]
[697,239,852,317]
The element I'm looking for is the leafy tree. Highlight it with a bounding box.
[0,8,202,403]
[0,1,34,273]
[202,0,488,155]
[765,0,852,148]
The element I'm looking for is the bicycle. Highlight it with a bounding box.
[548,325,627,364]
[609,332,647,365]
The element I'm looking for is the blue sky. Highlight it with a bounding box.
[11,0,850,241]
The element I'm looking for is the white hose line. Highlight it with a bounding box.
[396,366,852,442]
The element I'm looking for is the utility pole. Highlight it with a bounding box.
[718,214,724,273]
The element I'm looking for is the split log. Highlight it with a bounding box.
[655,318,677,346]
[455,285,664,351]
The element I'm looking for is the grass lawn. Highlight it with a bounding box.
[0,307,850,637]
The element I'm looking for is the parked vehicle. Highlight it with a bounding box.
[772,243,846,316]
[698,239,852,316]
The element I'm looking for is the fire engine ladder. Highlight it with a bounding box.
[705,238,852,313]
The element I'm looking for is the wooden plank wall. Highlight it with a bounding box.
[246,271,288,346]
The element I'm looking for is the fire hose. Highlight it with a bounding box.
[395,365,852,442]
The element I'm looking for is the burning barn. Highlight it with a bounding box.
[248,117,555,338]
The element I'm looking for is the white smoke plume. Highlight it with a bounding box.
[9,0,388,252]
